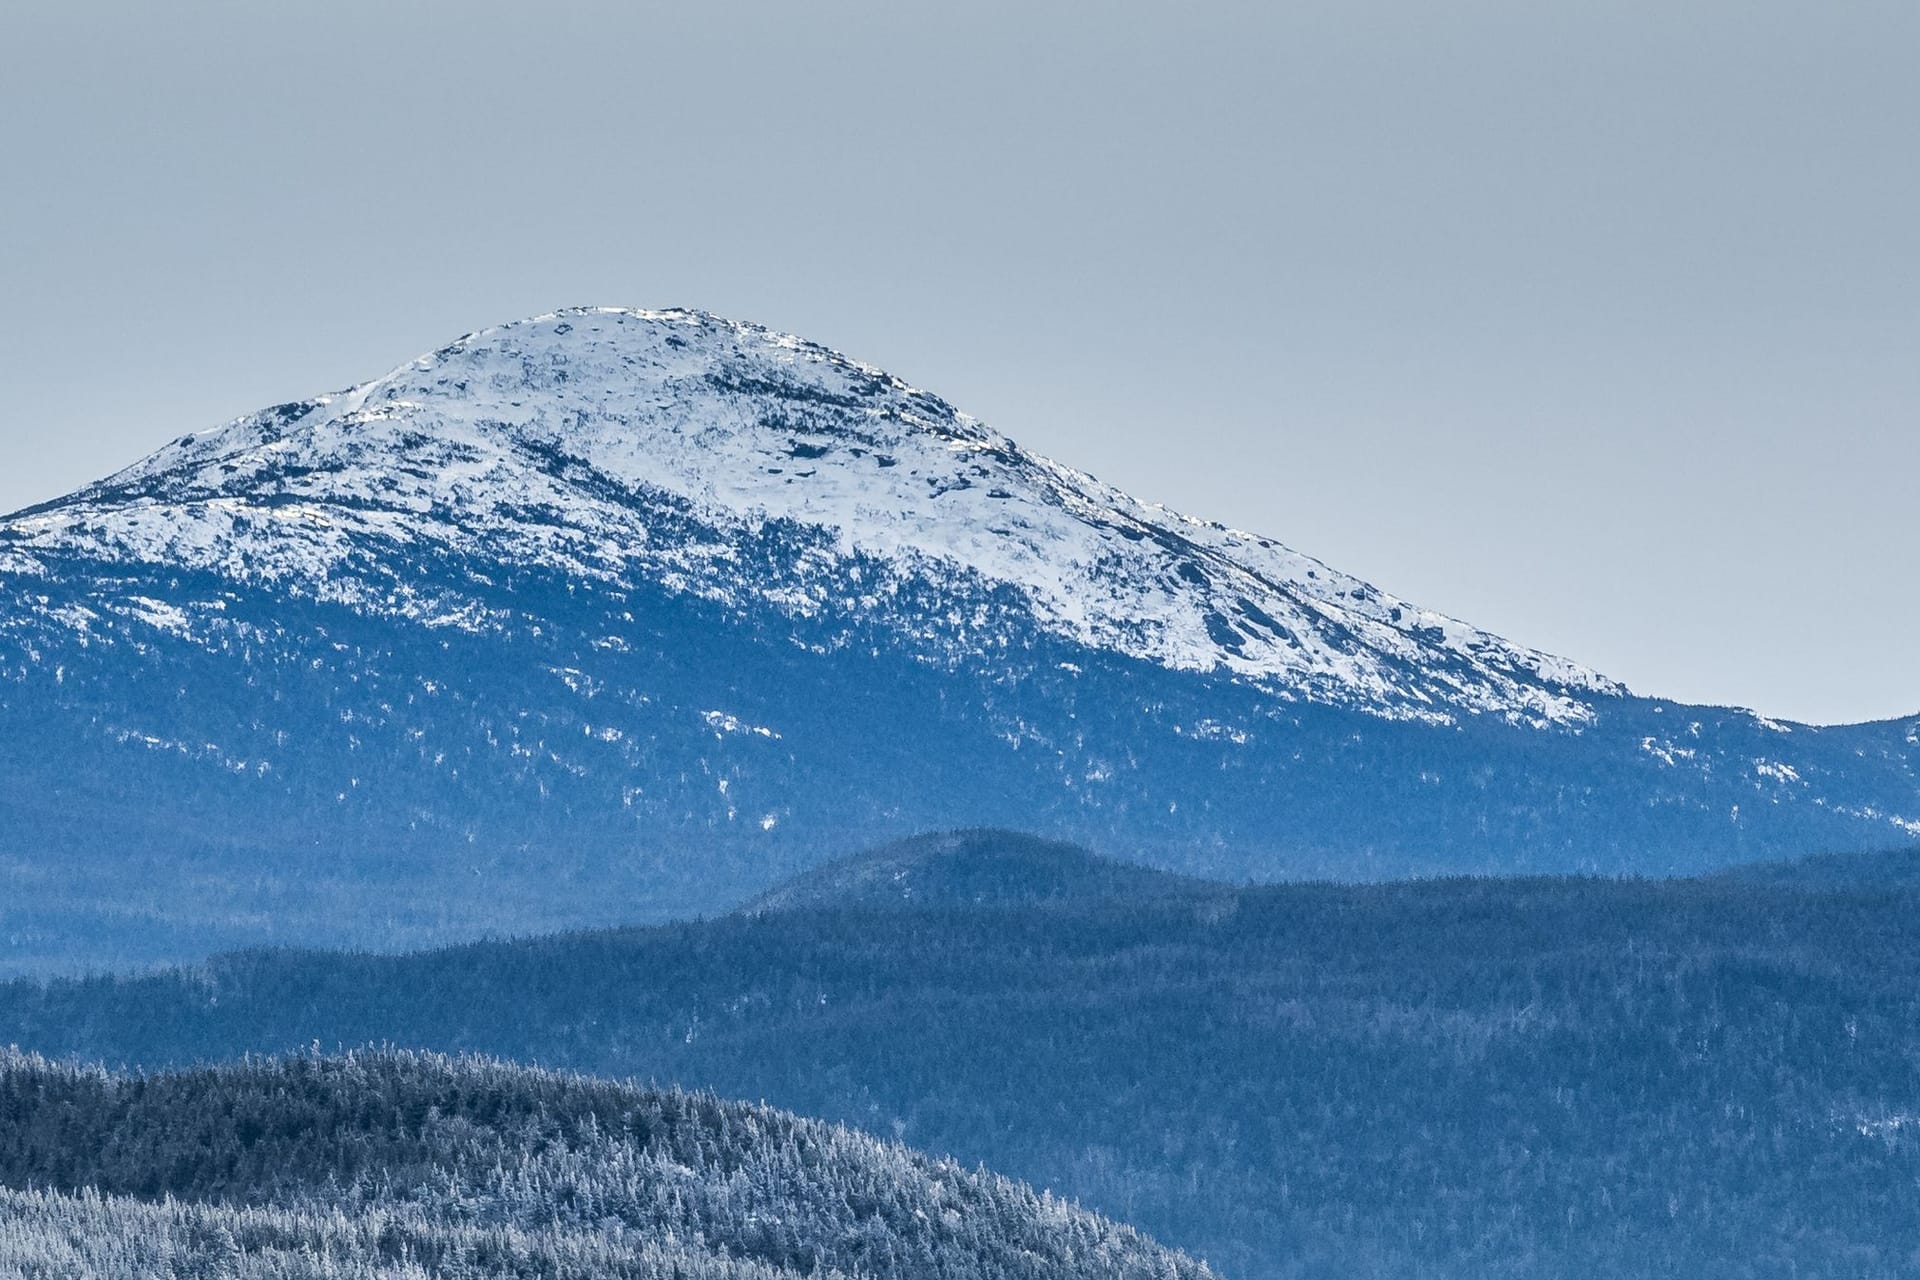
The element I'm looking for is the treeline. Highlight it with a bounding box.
[0,1049,1211,1280]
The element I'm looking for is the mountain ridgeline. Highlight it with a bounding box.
[740,828,1220,914]
[1,307,1916,971]
[0,1049,1212,1280]
[10,839,1920,1279]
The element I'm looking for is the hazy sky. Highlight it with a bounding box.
[3,1,1915,725]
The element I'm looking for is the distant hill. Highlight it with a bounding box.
[740,829,1219,914]
[10,873,1920,1278]
[0,1049,1210,1280]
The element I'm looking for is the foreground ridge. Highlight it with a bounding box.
[0,1047,1214,1280]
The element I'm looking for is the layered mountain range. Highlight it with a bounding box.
[11,838,1920,1278]
[2,307,1915,970]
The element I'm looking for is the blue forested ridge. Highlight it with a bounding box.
[7,851,1920,1279]
[738,828,1223,912]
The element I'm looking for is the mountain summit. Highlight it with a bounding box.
[9,307,1612,726]
[1,308,1915,972]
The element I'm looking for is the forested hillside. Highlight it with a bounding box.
[8,872,1920,1277]
[0,1049,1211,1280]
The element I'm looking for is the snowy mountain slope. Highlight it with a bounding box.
[3,308,1614,726]
[0,307,1915,973]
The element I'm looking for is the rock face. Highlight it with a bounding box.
[1,307,1914,970]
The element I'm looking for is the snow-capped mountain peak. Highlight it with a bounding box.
[3,306,1619,725]
[7,307,1920,971]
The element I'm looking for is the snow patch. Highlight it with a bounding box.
[702,710,779,739]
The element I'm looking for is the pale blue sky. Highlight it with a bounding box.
[2,1,1914,724]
